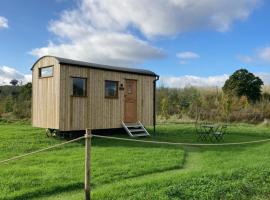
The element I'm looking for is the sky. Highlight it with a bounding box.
[0,0,270,87]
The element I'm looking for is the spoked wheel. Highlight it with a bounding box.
[46,129,53,137]
[46,129,59,137]
[52,129,60,137]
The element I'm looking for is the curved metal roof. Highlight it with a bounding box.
[32,56,158,77]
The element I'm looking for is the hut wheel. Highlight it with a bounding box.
[46,129,53,137]
[52,129,59,137]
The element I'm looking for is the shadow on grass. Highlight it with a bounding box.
[49,126,270,152]
[7,182,84,200]
[90,134,269,153]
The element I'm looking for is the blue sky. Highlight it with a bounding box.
[0,0,270,87]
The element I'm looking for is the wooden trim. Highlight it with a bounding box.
[71,95,88,98]
[104,80,119,99]
[71,76,88,97]
[38,65,54,78]
[70,76,88,79]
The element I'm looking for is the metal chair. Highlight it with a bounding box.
[213,124,228,141]
[195,122,208,141]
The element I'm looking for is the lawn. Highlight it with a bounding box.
[0,122,270,199]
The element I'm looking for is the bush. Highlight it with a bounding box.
[157,86,270,124]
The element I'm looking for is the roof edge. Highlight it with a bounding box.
[31,55,59,70]
[31,55,158,77]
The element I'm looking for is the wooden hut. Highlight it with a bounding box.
[31,56,159,137]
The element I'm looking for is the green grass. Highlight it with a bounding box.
[1,122,270,199]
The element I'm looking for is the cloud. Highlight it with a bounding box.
[76,0,259,37]
[0,16,8,29]
[31,33,165,66]
[257,47,270,62]
[177,51,200,59]
[177,51,200,64]
[237,55,254,63]
[257,72,270,85]
[160,74,229,88]
[159,72,270,88]
[31,0,259,65]
[238,46,270,64]
[0,66,31,85]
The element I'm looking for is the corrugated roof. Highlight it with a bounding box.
[32,56,158,77]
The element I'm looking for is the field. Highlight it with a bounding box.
[1,122,270,199]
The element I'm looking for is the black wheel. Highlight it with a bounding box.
[52,129,60,137]
[46,129,53,137]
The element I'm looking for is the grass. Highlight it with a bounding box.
[0,122,270,199]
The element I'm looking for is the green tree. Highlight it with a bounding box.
[222,69,264,102]
[160,97,169,119]
[13,83,32,118]
[10,79,19,86]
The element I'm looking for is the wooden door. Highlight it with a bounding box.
[124,79,137,123]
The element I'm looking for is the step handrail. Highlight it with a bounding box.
[122,121,150,137]
[138,121,150,136]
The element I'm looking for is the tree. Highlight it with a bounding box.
[10,79,19,86]
[160,97,169,119]
[19,83,32,100]
[222,69,263,102]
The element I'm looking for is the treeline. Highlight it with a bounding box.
[0,83,32,120]
[157,86,270,123]
[0,68,269,124]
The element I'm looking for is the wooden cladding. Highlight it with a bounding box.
[32,57,60,129]
[32,56,155,131]
[59,65,155,131]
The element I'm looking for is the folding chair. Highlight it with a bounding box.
[213,124,228,141]
[195,122,207,141]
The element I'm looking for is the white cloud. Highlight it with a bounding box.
[77,0,259,37]
[0,16,8,29]
[31,33,164,66]
[238,46,270,64]
[31,0,259,65]
[257,47,270,62]
[177,51,200,59]
[256,72,270,85]
[177,51,200,64]
[179,60,188,65]
[160,74,229,88]
[0,66,31,85]
[237,55,254,63]
[160,72,270,88]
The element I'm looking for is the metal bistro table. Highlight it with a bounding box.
[201,124,219,141]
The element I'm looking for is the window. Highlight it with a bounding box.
[105,80,118,98]
[72,77,87,97]
[39,66,53,78]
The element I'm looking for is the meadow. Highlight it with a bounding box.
[1,122,270,199]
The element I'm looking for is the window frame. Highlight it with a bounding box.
[71,76,87,97]
[105,80,119,99]
[38,66,54,78]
